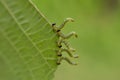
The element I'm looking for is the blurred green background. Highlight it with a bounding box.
[32,0,120,80]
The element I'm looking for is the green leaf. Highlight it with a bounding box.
[0,0,58,80]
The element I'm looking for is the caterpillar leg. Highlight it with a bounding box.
[57,57,77,65]
[57,18,74,30]
[57,48,79,58]
[58,31,78,39]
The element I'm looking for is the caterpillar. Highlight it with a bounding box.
[52,18,78,65]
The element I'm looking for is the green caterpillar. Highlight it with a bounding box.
[52,18,79,65]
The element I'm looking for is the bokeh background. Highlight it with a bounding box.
[32,0,120,80]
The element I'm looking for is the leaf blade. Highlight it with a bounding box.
[0,0,58,80]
